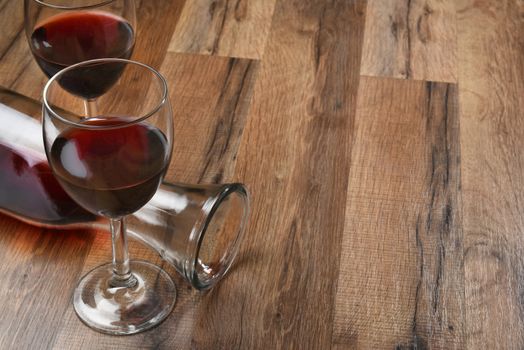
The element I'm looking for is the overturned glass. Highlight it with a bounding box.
[0,86,249,291]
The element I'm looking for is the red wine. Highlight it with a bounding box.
[0,142,95,225]
[49,117,169,218]
[30,11,134,98]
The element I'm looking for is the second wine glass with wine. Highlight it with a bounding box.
[25,0,136,108]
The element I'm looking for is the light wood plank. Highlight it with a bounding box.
[181,0,366,348]
[361,0,457,82]
[168,0,276,59]
[456,0,524,348]
[333,77,463,348]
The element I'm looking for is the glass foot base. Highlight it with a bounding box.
[73,260,176,335]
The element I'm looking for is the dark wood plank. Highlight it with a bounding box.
[332,77,463,349]
[132,0,186,69]
[0,217,95,350]
[169,0,276,59]
[361,0,457,82]
[161,53,259,184]
[0,0,25,65]
[181,0,366,348]
[49,53,259,349]
[0,1,41,100]
[456,0,524,348]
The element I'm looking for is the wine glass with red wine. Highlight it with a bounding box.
[24,0,136,113]
[43,59,175,335]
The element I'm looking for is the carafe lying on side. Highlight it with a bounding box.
[0,86,249,291]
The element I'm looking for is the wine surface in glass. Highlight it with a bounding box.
[50,117,169,218]
[30,11,134,98]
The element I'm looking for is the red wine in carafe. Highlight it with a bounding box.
[0,142,95,225]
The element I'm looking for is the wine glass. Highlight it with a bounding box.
[42,59,175,335]
[24,0,136,115]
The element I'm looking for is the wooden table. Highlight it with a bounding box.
[0,0,522,348]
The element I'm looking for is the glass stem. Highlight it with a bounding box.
[85,98,99,117]
[110,217,137,288]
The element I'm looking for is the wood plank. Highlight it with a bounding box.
[0,218,95,350]
[131,0,185,69]
[0,1,41,100]
[181,0,366,348]
[49,53,259,349]
[361,0,457,82]
[456,0,524,348]
[0,0,24,66]
[332,77,463,348]
[161,53,259,184]
[168,0,276,59]
[1,0,185,101]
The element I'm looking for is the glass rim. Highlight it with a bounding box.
[31,0,115,10]
[42,58,169,129]
[186,183,249,290]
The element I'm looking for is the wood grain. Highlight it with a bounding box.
[332,77,463,349]
[131,0,185,69]
[0,0,24,61]
[160,53,259,184]
[0,86,42,120]
[183,0,366,348]
[168,0,276,59]
[361,0,457,82]
[0,218,95,349]
[456,0,524,348]
[0,0,40,100]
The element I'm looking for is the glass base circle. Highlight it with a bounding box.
[73,260,176,335]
